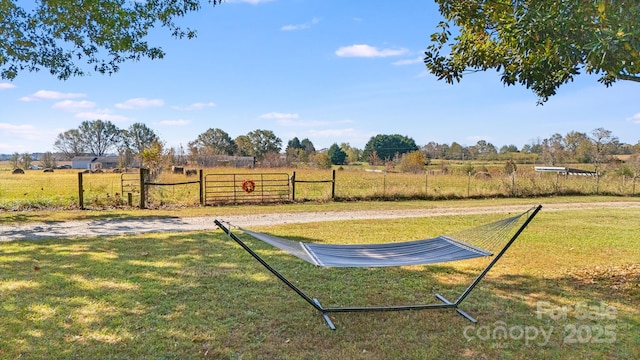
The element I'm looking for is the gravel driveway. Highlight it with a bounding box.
[1,202,638,242]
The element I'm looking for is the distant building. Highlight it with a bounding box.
[71,156,131,169]
[197,155,256,168]
[534,166,598,176]
[71,156,97,169]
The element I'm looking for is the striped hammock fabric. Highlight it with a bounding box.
[239,228,492,267]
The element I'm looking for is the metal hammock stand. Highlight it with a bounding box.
[214,205,542,330]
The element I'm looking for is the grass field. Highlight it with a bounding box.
[1,200,638,359]
[1,165,638,210]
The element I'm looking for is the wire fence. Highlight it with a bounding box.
[0,167,637,210]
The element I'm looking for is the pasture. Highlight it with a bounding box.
[1,201,638,359]
[0,164,638,210]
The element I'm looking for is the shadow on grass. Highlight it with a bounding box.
[0,210,189,226]
[0,216,200,241]
[0,212,35,224]
[1,230,638,360]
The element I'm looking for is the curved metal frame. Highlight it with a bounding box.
[214,205,542,330]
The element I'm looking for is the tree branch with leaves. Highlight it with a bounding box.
[1,0,222,80]
[424,0,640,103]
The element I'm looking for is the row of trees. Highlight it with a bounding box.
[53,120,163,168]
[38,120,640,173]
[302,128,640,175]
[188,128,283,163]
[46,121,427,170]
[8,151,59,170]
[423,128,636,163]
[49,120,292,169]
[54,120,160,158]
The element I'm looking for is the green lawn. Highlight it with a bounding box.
[1,203,639,359]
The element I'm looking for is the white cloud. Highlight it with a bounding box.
[115,97,164,109]
[393,56,423,66]
[158,119,192,126]
[0,83,16,90]
[0,123,37,137]
[335,44,409,58]
[75,109,129,122]
[0,122,57,142]
[52,100,96,112]
[627,113,640,124]
[307,128,374,148]
[281,24,305,31]
[281,17,320,31]
[172,102,216,111]
[0,143,16,151]
[260,112,299,120]
[20,90,86,101]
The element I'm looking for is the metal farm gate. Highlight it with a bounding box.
[121,172,140,195]
[204,173,290,205]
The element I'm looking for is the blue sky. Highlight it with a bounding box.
[1,0,639,155]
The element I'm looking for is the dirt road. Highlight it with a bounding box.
[1,202,638,242]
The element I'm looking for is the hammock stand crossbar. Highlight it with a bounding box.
[214,205,542,330]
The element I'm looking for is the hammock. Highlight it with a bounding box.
[240,229,496,267]
[215,205,541,329]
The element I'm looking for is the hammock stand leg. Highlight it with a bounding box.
[436,204,543,323]
[214,205,542,330]
[435,294,477,323]
[216,220,340,330]
[313,298,336,330]
[214,220,325,313]
[454,204,542,317]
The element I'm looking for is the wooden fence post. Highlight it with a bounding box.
[199,169,204,205]
[291,171,296,201]
[78,172,84,210]
[139,168,146,209]
[331,169,336,199]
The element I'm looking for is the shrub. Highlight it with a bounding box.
[311,153,332,169]
[397,151,426,173]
